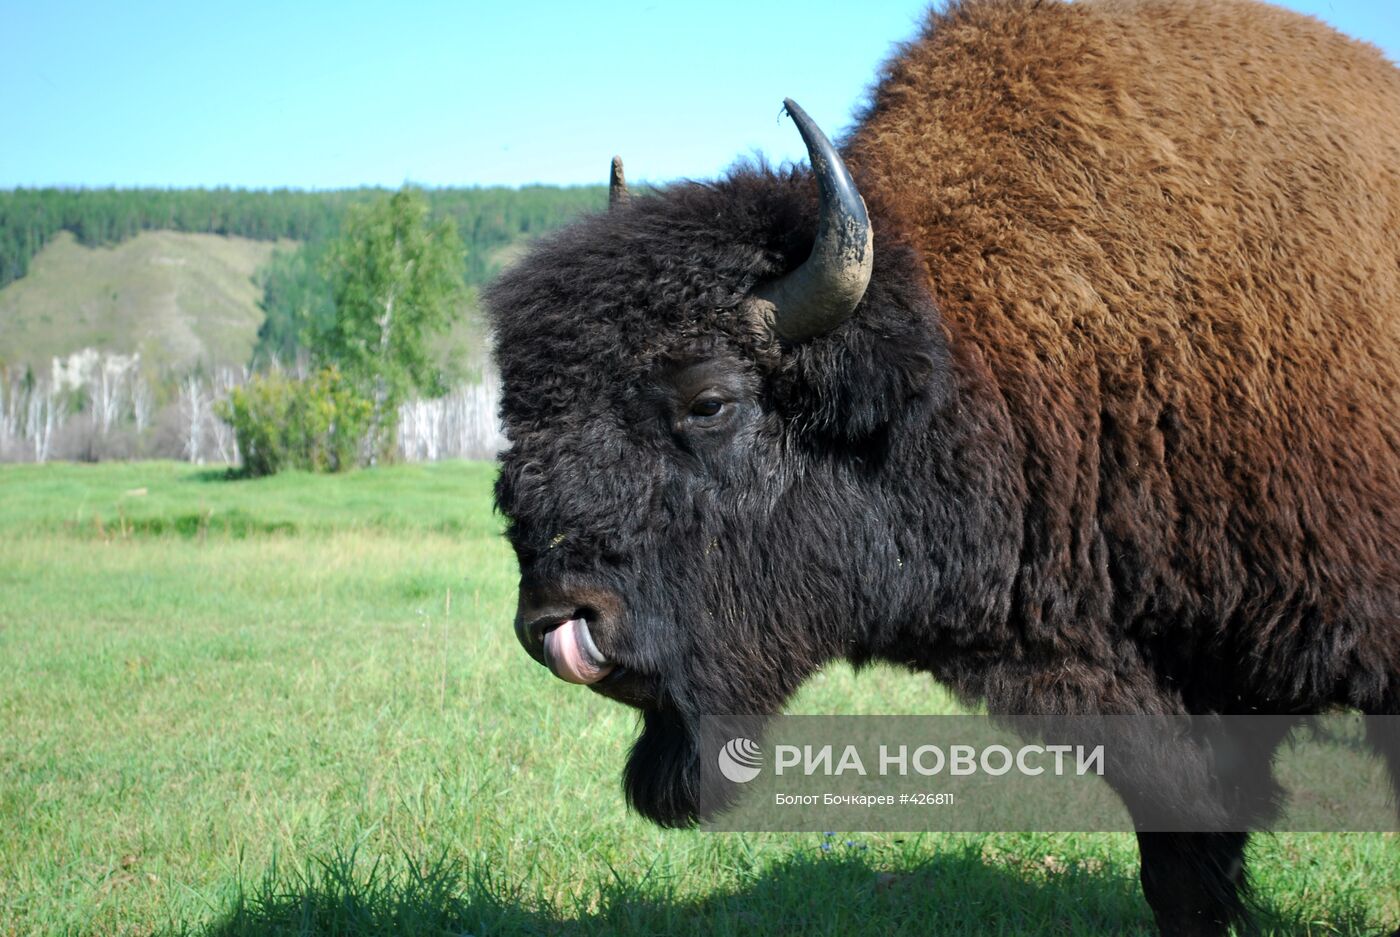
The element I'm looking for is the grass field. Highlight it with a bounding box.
[0,461,1395,936]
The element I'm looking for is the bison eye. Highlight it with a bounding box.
[688,398,724,419]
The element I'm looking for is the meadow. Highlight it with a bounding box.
[0,461,1395,936]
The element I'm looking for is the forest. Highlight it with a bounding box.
[0,184,605,290]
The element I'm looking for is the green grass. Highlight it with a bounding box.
[0,461,1394,936]
[0,461,500,538]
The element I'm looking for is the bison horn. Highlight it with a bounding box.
[609,156,629,209]
[756,98,873,341]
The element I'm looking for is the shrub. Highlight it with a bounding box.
[217,366,372,477]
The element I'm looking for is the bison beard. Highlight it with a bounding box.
[626,710,704,829]
[487,2,1400,935]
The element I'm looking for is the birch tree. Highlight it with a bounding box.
[178,373,206,463]
[131,373,152,434]
[322,188,466,464]
[27,380,64,463]
[209,366,244,464]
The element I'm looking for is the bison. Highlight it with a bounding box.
[485,1,1400,934]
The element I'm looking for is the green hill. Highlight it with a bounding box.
[0,230,289,373]
[0,185,607,378]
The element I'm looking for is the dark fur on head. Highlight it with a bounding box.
[488,166,948,824]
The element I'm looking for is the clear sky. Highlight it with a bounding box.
[2,1,1396,190]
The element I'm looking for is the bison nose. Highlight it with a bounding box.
[516,607,571,666]
[513,580,623,680]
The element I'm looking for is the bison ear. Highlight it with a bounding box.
[777,245,946,442]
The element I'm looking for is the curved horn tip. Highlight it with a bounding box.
[608,156,629,209]
[759,98,874,341]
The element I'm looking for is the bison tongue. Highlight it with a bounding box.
[543,618,614,685]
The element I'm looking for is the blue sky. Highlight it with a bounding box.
[2,1,1396,190]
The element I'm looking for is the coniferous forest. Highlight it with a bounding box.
[0,186,605,291]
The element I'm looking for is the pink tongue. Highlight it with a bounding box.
[543,618,614,685]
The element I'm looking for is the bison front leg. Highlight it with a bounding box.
[999,688,1290,935]
[1091,731,1249,937]
[1136,832,1248,937]
[1114,719,1291,937]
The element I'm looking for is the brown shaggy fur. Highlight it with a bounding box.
[846,0,1400,710]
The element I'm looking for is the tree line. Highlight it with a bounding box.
[0,184,605,290]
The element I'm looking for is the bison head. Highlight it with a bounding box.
[487,102,948,826]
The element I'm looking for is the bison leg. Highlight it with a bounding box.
[1137,832,1249,937]
[1123,719,1292,937]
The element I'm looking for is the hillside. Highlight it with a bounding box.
[0,230,289,373]
[0,185,607,378]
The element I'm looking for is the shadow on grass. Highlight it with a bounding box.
[188,467,243,483]
[165,842,1390,937]
[113,509,298,538]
